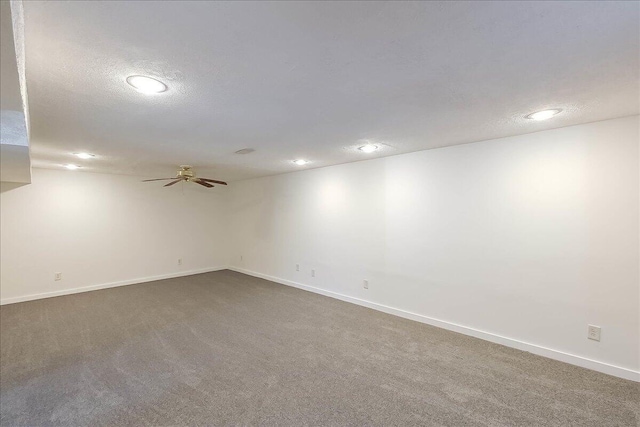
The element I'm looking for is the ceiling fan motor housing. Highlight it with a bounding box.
[178,166,194,180]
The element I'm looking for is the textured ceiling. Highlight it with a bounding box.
[23,1,639,181]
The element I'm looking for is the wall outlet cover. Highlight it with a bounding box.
[588,325,601,342]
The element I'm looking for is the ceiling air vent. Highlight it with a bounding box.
[235,148,255,155]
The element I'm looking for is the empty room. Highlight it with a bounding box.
[0,1,638,426]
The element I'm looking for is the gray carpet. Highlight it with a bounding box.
[1,270,638,426]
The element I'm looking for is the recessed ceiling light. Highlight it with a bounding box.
[358,144,378,153]
[525,109,562,121]
[74,152,95,159]
[126,75,168,94]
[293,159,309,166]
[64,164,81,170]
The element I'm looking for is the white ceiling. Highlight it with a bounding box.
[23,1,639,181]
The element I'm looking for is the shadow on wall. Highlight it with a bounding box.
[0,182,28,193]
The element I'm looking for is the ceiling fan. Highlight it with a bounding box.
[142,165,227,188]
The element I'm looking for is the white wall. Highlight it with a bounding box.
[229,116,639,380]
[1,117,637,380]
[0,168,230,303]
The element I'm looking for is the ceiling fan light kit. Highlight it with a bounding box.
[142,166,227,189]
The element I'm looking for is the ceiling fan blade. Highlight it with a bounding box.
[164,178,185,187]
[197,178,227,185]
[193,179,214,188]
[142,178,177,182]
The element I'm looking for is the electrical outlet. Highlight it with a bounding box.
[178,258,182,266]
[311,269,315,277]
[296,264,300,272]
[54,272,62,281]
[363,279,369,289]
[588,325,601,341]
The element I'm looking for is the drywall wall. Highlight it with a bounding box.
[229,115,640,380]
[1,1,31,183]
[0,168,230,303]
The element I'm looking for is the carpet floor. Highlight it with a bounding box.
[0,270,637,426]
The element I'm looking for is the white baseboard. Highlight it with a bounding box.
[0,266,227,306]
[229,266,640,382]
